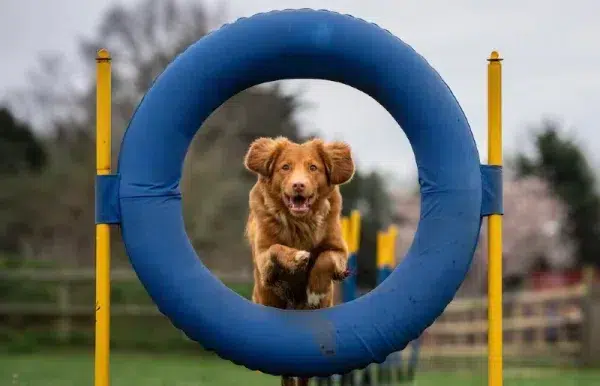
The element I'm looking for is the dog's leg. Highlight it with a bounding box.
[297,377,310,386]
[252,286,287,308]
[281,376,309,386]
[269,244,312,271]
[256,244,311,286]
[306,250,348,308]
[310,249,348,280]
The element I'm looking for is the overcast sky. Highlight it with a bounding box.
[1,0,599,187]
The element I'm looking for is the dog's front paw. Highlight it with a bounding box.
[268,245,311,273]
[294,250,310,262]
[292,250,311,271]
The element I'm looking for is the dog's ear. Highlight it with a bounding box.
[244,137,286,177]
[318,140,355,185]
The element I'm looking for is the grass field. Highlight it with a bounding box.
[1,351,600,385]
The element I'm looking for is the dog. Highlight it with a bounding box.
[244,136,355,386]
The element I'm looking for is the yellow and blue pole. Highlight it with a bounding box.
[487,50,503,386]
[339,210,361,386]
[376,225,396,284]
[337,216,350,305]
[342,210,361,303]
[95,48,112,386]
[321,216,349,386]
[376,225,397,384]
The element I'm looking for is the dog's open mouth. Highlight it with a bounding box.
[284,194,314,214]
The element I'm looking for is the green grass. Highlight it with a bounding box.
[1,351,599,385]
[1,351,275,386]
[414,368,600,385]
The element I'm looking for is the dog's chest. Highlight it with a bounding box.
[275,212,326,250]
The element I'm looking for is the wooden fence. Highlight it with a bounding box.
[0,268,252,349]
[1,269,599,365]
[420,284,588,362]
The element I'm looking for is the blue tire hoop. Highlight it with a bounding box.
[113,9,490,378]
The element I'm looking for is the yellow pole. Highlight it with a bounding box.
[95,48,112,386]
[387,225,398,266]
[349,210,361,253]
[376,231,385,268]
[487,50,503,386]
[341,216,350,246]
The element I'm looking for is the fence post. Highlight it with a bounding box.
[582,269,599,367]
[56,279,71,344]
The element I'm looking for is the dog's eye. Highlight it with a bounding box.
[282,164,290,171]
[309,164,318,172]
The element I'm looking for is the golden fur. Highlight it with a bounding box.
[243,136,355,386]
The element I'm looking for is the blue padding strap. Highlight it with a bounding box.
[480,165,503,216]
[95,174,121,224]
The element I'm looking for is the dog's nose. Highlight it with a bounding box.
[292,182,305,192]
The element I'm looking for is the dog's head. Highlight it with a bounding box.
[244,136,355,217]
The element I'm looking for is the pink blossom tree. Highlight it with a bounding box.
[391,176,574,294]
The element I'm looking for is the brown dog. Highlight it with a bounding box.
[244,136,355,386]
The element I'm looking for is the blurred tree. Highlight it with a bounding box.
[5,0,306,271]
[0,106,48,256]
[6,0,394,276]
[513,120,600,268]
[0,121,97,266]
[0,106,47,175]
